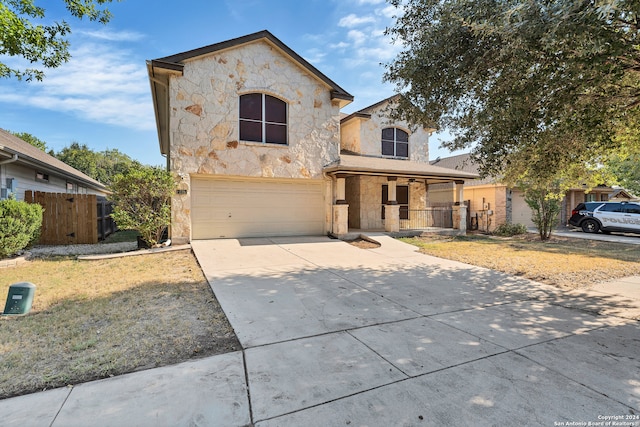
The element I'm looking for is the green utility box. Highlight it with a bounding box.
[3,282,36,315]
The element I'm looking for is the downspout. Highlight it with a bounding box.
[0,153,19,165]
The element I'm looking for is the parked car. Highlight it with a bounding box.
[569,201,640,234]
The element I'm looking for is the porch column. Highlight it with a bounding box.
[385,177,400,232]
[332,174,349,236]
[336,176,347,204]
[454,180,464,205]
[452,180,467,233]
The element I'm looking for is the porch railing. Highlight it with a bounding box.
[399,207,453,230]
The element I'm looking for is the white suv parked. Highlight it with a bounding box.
[585,202,640,234]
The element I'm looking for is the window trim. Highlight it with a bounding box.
[35,171,49,182]
[381,127,409,159]
[239,93,288,145]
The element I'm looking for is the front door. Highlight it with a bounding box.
[381,185,409,219]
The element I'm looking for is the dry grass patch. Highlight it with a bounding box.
[0,251,240,399]
[401,234,640,289]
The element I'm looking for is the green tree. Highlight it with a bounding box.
[10,131,47,151]
[604,151,640,196]
[384,0,640,187]
[54,142,140,185]
[108,167,175,247]
[1,0,115,81]
[523,188,562,241]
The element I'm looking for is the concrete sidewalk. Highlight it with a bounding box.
[1,235,639,426]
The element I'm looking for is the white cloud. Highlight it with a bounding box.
[329,41,350,50]
[377,5,399,19]
[338,13,376,28]
[303,48,327,65]
[0,40,154,131]
[78,29,145,42]
[347,29,367,47]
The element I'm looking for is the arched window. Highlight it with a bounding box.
[239,93,287,144]
[381,127,409,158]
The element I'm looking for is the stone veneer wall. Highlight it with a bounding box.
[350,177,428,230]
[359,176,387,230]
[356,104,430,162]
[167,40,342,242]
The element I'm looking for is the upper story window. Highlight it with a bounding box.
[381,128,409,158]
[239,93,287,145]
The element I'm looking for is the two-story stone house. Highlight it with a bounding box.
[147,30,476,243]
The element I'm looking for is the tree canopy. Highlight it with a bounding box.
[55,142,141,185]
[0,0,115,81]
[384,0,640,187]
[11,131,48,151]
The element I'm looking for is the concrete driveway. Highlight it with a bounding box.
[3,235,637,426]
[192,235,640,426]
[538,227,640,245]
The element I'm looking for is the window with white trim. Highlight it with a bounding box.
[381,128,409,158]
[239,93,288,145]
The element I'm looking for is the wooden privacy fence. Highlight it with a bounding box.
[25,191,100,245]
[97,197,117,241]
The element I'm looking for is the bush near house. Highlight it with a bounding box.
[493,222,528,237]
[109,167,175,247]
[0,198,43,258]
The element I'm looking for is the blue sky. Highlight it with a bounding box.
[0,0,464,166]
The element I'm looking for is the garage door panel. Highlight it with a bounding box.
[191,177,325,239]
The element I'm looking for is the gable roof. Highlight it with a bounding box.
[147,31,354,155]
[609,188,638,200]
[153,30,352,102]
[340,95,400,125]
[0,129,107,192]
[340,95,436,133]
[430,153,499,186]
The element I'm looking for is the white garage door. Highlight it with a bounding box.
[191,177,325,239]
[511,190,535,228]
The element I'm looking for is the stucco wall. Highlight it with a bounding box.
[429,183,508,232]
[464,186,501,232]
[340,118,361,154]
[427,184,454,205]
[167,40,342,241]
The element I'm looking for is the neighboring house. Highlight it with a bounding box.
[600,188,638,202]
[430,153,631,231]
[0,129,108,200]
[429,154,509,232]
[147,30,477,243]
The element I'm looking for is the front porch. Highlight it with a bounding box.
[324,154,478,237]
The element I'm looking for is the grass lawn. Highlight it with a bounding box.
[0,249,240,399]
[401,233,640,289]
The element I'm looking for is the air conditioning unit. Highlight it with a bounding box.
[0,188,8,199]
